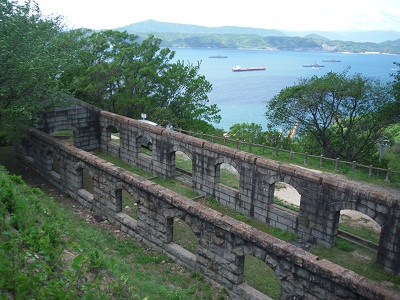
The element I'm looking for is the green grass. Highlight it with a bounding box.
[122,190,138,219]
[200,196,298,242]
[95,151,152,178]
[220,165,239,189]
[274,198,300,212]
[339,223,380,245]
[173,218,198,254]
[311,239,400,291]
[176,151,192,172]
[244,255,281,300]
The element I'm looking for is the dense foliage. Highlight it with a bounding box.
[265,70,399,163]
[59,29,220,130]
[0,0,76,143]
[0,0,220,142]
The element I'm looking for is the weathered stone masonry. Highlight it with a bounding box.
[15,99,400,299]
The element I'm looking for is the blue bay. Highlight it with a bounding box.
[172,48,400,131]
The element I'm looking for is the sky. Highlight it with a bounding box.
[23,0,400,32]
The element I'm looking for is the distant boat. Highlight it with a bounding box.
[232,65,266,72]
[322,58,341,62]
[303,62,324,68]
[209,54,228,58]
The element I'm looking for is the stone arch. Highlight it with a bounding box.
[273,181,301,211]
[169,145,194,179]
[106,124,120,144]
[338,209,382,243]
[267,175,303,207]
[243,255,282,299]
[46,148,61,174]
[166,212,200,255]
[114,182,140,219]
[213,157,240,188]
[50,127,76,145]
[172,144,194,161]
[331,191,389,229]
[332,199,386,249]
[74,162,93,193]
[239,245,288,299]
[136,129,154,152]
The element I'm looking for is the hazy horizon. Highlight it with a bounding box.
[19,0,400,33]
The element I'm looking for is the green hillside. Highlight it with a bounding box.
[117,20,400,54]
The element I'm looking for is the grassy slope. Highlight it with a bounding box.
[0,147,228,300]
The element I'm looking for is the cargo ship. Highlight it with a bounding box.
[209,54,228,58]
[322,58,341,62]
[303,63,324,68]
[232,65,266,72]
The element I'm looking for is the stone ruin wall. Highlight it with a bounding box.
[16,128,399,300]
[98,110,400,276]
[14,98,400,299]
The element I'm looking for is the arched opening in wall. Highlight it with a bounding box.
[273,182,300,212]
[51,129,75,145]
[216,163,239,190]
[47,150,60,175]
[338,210,381,246]
[244,255,281,299]
[116,189,138,220]
[175,151,192,182]
[169,217,198,255]
[137,133,153,156]
[106,125,120,145]
[23,140,34,163]
[81,168,94,194]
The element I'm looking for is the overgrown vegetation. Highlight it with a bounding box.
[0,165,228,299]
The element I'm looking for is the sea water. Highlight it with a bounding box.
[171,48,400,130]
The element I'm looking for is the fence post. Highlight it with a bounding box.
[335,158,339,171]
[236,140,239,149]
[319,155,323,168]
[249,142,252,152]
[262,145,265,155]
[351,161,356,173]
[223,137,226,145]
[304,152,308,165]
[290,150,293,160]
[369,165,373,177]
[385,168,392,182]
[275,147,279,157]
[211,134,214,143]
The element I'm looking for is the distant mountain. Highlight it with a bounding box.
[115,20,400,54]
[303,34,330,41]
[118,20,400,43]
[282,30,400,43]
[118,19,286,37]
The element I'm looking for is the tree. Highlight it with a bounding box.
[61,30,220,131]
[0,0,73,142]
[228,123,264,143]
[391,62,400,122]
[266,70,399,163]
